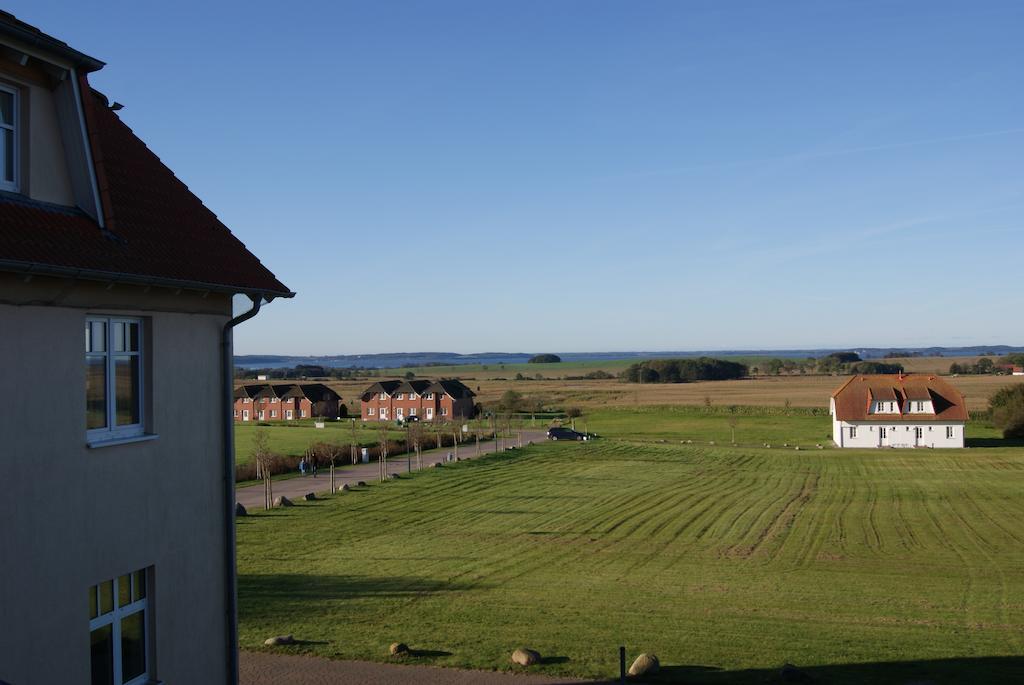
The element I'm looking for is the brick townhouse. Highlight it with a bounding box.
[360,379,476,421]
[234,382,342,421]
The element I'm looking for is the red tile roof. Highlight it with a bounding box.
[831,374,968,423]
[0,76,292,298]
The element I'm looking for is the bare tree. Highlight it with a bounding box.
[378,421,390,481]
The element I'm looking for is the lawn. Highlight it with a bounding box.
[236,424,1024,683]
[234,420,408,463]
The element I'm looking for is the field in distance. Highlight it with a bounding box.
[236,423,1024,684]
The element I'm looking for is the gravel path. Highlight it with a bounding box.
[240,651,601,684]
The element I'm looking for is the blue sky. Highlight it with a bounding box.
[18,1,1024,354]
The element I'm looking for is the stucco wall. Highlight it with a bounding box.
[832,419,965,448]
[0,277,232,684]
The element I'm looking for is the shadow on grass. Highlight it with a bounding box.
[600,656,1024,685]
[966,436,1024,448]
[239,573,486,622]
[408,648,453,658]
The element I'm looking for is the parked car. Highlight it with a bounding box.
[547,427,585,441]
[401,415,420,423]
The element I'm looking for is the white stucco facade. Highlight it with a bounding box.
[829,395,966,448]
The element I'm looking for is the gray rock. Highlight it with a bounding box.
[628,653,660,677]
[264,634,295,646]
[273,496,293,507]
[389,642,409,656]
[235,502,247,517]
[303,492,316,501]
[511,648,541,666]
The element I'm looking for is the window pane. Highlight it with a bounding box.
[132,570,146,601]
[2,128,11,183]
[90,624,114,685]
[113,322,125,352]
[121,611,146,681]
[89,586,98,620]
[114,356,140,426]
[127,322,139,352]
[0,91,11,125]
[118,574,131,608]
[88,321,106,353]
[87,356,107,430]
[99,580,113,615]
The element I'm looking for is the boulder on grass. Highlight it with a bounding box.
[303,492,317,501]
[511,648,541,667]
[389,642,409,656]
[629,653,660,677]
[273,496,293,507]
[389,473,401,480]
[235,502,247,517]
[264,634,295,646]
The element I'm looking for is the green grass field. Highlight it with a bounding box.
[237,417,1024,683]
[234,420,408,463]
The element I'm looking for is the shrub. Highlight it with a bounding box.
[620,357,748,383]
[989,384,1024,438]
[528,354,562,363]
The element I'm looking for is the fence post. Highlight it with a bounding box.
[619,646,626,683]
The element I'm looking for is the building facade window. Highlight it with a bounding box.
[396,393,404,400]
[0,84,18,192]
[367,407,375,416]
[914,427,923,439]
[243,410,249,421]
[286,410,293,420]
[409,407,416,416]
[379,392,387,400]
[880,427,887,438]
[848,426,857,439]
[426,408,433,419]
[89,568,150,685]
[409,393,417,400]
[86,318,144,442]
[946,426,955,439]
[440,407,448,417]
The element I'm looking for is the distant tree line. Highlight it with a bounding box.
[620,357,748,383]
[528,354,562,363]
[235,364,373,380]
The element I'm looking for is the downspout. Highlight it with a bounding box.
[222,294,263,685]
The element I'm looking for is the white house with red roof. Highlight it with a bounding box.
[829,374,967,448]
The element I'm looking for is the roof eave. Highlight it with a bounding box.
[0,19,105,72]
[0,259,296,300]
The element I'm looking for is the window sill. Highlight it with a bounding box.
[87,433,159,449]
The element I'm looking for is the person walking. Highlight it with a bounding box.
[299,457,306,476]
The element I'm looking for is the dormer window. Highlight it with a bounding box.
[0,85,17,192]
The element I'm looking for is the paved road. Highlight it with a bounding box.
[241,652,599,684]
[236,429,549,511]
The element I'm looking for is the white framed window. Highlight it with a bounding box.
[271,410,278,418]
[396,408,404,420]
[426,408,433,419]
[441,407,448,417]
[946,426,955,439]
[380,408,389,419]
[86,317,144,443]
[409,393,417,400]
[367,407,375,416]
[379,392,387,400]
[244,398,252,404]
[409,407,416,416]
[848,426,857,439]
[89,567,150,685]
[0,84,18,192]
[426,393,434,400]
[271,397,279,403]
[258,410,265,420]
[286,410,293,419]
[397,393,404,400]
[914,427,923,439]
[916,402,924,412]
[300,409,307,417]
[233,410,239,417]
[243,410,250,421]
[880,427,887,438]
